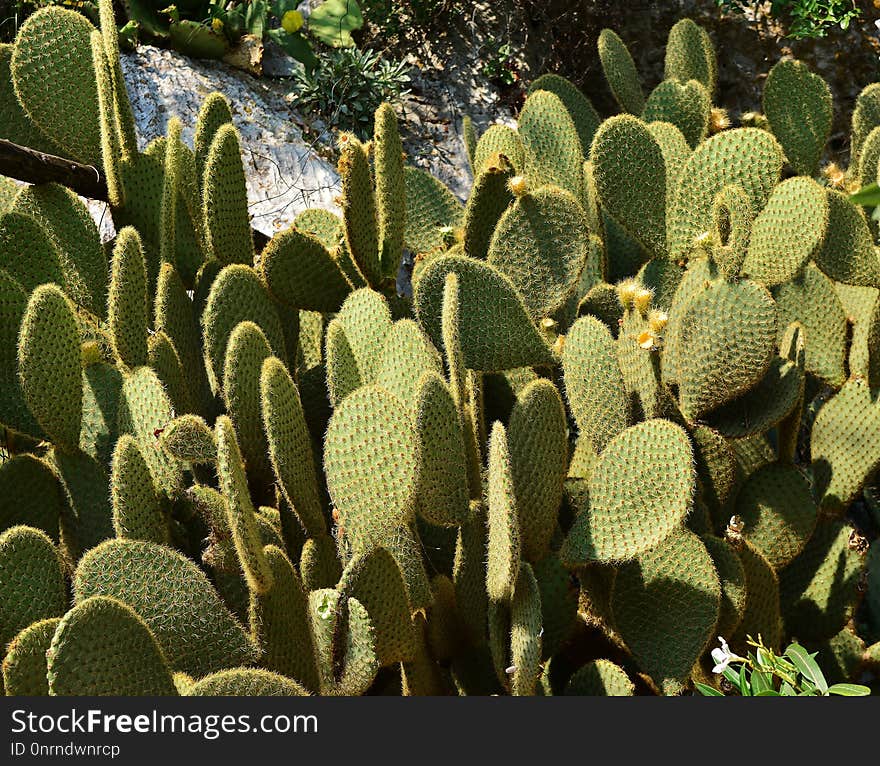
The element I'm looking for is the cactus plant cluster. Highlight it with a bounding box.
[1,8,880,696]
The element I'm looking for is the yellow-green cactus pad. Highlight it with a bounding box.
[528,73,601,158]
[742,176,828,286]
[324,384,416,553]
[0,454,63,540]
[0,211,63,294]
[811,379,880,516]
[507,379,568,562]
[773,264,847,387]
[339,547,417,667]
[850,82,880,179]
[0,525,67,650]
[111,434,168,544]
[643,79,710,148]
[13,184,108,319]
[664,19,716,95]
[11,8,101,165]
[2,617,60,696]
[611,530,720,693]
[326,288,393,406]
[202,264,287,394]
[261,226,352,313]
[473,124,525,176]
[813,190,880,288]
[216,415,274,595]
[202,123,253,265]
[564,659,634,696]
[561,419,694,565]
[74,539,257,676]
[17,283,82,451]
[702,534,747,639]
[260,356,326,536]
[376,319,444,406]
[763,58,832,176]
[598,28,644,114]
[403,166,464,257]
[117,366,182,497]
[675,278,777,421]
[486,422,521,603]
[414,372,470,527]
[509,563,543,696]
[668,129,783,261]
[779,519,864,642]
[414,255,554,371]
[591,115,667,259]
[309,589,378,696]
[736,463,817,570]
[187,668,309,696]
[487,185,591,320]
[732,542,782,651]
[249,545,319,691]
[47,595,178,696]
[518,90,583,197]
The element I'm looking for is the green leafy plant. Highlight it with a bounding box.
[115,0,363,69]
[480,37,518,87]
[697,636,871,696]
[715,0,861,39]
[290,46,410,136]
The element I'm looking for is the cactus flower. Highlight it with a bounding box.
[281,10,304,34]
[507,175,528,196]
[633,288,653,314]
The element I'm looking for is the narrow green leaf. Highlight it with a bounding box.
[850,183,880,207]
[695,682,724,696]
[750,670,773,695]
[739,664,751,695]
[785,642,827,694]
[827,683,871,696]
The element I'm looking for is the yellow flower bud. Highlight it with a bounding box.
[507,175,528,197]
[616,278,639,309]
[647,310,668,334]
[211,17,224,33]
[281,10,304,34]
[709,107,731,134]
[822,163,846,190]
[633,287,653,314]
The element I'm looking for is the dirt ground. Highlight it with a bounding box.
[393,0,880,189]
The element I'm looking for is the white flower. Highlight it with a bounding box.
[711,637,745,674]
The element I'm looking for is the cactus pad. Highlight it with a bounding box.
[561,419,694,565]
[74,539,257,676]
[487,185,591,320]
[742,177,828,286]
[47,596,177,696]
[763,59,832,176]
[17,283,82,452]
[414,255,554,371]
[611,530,720,692]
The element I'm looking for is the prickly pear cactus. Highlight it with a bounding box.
[0,10,877,697]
